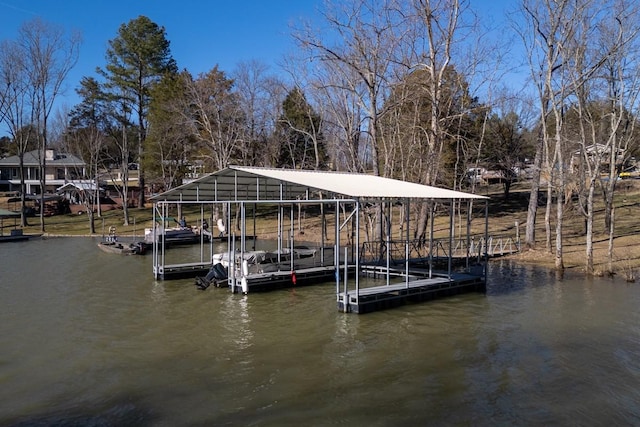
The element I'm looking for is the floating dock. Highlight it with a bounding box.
[155,262,212,280]
[0,232,41,243]
[159,253,486,314]
[225,265,349,293]
[337,272,485,314]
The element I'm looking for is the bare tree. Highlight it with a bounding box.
[102,90,135,226]
[182,67,245,171]
[516,0,582,269]
[402,0,497,240]
[67,76,117,233]
[0,39,38,227]
[292,0,412,247]
[292,0,408,175]
[232,60,286,167]
[316,65,369,172]
[16,18,80,232]
[597,2,640,235]
[568,0,640,273]
[518,0,640,271]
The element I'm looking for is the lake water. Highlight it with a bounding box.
[2,237,640,426]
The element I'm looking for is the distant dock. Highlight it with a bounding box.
[0,230,41,243]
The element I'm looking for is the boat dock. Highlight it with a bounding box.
[148,166,491,314]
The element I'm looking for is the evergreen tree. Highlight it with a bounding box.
[276,87,327,169]
[99,15,177,208]
[483,112,531,198]
[146,71,196,190]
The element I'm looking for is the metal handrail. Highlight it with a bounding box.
[359,235,520,264]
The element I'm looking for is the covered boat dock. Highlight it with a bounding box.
[150,166,489,313]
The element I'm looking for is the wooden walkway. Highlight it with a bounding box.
[337,272,485,314]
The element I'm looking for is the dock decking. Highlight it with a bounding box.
[225,265,351,292]
[155,262,211,280]
[337,272,485,314]
[156,257,485,315]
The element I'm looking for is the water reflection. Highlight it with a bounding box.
[233,295,253,351]
[2,237,640,425]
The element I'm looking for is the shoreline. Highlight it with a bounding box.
[33,230,639,281]
[4,182,639,279]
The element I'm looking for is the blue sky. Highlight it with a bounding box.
[0,0,323,110]
[0,0,515,117]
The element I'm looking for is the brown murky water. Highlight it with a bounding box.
[2,237,640,426]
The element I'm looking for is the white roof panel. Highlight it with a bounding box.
[151,166,487,202]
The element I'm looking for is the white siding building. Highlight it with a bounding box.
[0,149,86,194]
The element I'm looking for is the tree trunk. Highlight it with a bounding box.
[554,133,565,270]
[88,207,96,234]
[524,132,544,248]
[603,179,615,232]
[19,154,29,227]
[121,125,130,226]
[414,202,429,242]
[545,181,552,253]
[585,180,595,274]
[138,131,145,209]
[39,155,46,233]
[555,191,564,270]
[607,205,615,273]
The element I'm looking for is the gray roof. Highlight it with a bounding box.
[151,166,487,202]
[0,150,85,166]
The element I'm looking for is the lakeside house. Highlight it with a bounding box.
[0,148,145,213]
[0,149,86,195]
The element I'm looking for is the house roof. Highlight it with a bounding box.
[573,143,626,156]
[0,150,85,167]
[150,166,487,203]
[56,181,100,192]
